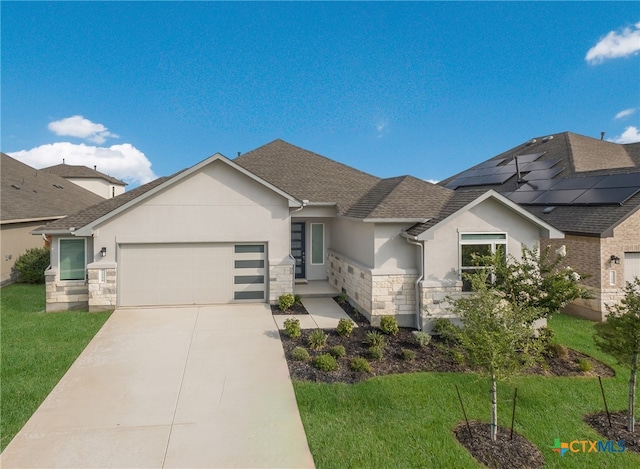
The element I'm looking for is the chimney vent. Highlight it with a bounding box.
[600,132,605,141]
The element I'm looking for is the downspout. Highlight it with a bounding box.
[405,235,424,331]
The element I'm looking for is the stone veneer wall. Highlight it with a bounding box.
[327,250,417,327]
[45,268,89,312]
[419,280,464,332]
[87,263,117,312]
[269,262,294,304]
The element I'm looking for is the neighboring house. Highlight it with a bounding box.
[35,140,562,332]
[440,131,640,321]
[41,163,127,199]
[1,153,106,285]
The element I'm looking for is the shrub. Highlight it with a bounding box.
[368,346,384,360]
[548,343,568,359]
[313,353,338,371]
[278,293,295,311]
[380,316,399,335]
[450,349,465,365]
[337,293,347,304]
[13,247,50,284]
[308,329,328,350]
[293,294,302,305]
[337,318,355,337]
[291,346,310,361]
[577,358,592,372]
[413,331,431,348]
[366,330,387,348]
[432,318,461,344]
[537,326,555,346]
[350,357,372,373]
[401,349,417,361]
[330,345,346,358]
[283,318,301,339]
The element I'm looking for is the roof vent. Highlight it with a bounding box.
[11,184,20,190]
[542,206,556,214]
[542,135,554,142]
[525,139,537,146]
[53,184,64,189]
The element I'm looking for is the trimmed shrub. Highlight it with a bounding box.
[337,293,347,304]
[401,349,417,361]
[380,316,399,335]
[413,331,431,348]
[314,353,338,371]
[283,318,301,339]
[432,318,461,344]
[308,329,328,350]
[577,358,592,372]
[278,293,295,311]
[291,346,310,361]
[13,247,50,284]
[337,318,355,337]
[368,346,384,360]
[293,294,302,305]
[366,330,387,348]
[329,345,346,358]
[350,357,372,373]
[548,343,569,359]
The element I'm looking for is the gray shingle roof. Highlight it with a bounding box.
[1,153,106,222]
[41,164,127,185]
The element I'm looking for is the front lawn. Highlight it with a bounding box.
[294,314,640,468]
[0,284,111,451]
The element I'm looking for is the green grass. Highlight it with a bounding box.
[1,284,111,450]
[294,314,640,468]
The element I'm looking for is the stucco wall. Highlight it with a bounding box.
[1,221,50,284]
[330,218,375,268]
[374,223,418,271]
[67,178,124,199]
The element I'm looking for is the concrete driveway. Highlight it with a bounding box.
[1,305,315,468]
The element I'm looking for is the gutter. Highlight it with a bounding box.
[402,232,425,331]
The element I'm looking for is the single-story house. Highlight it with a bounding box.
[41,162,127,199]
[441,131,640,321]
[1,153,106,285]
[35,140,563,330]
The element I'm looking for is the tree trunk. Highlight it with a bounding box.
[490,374,497,442]
[629,353,637,433]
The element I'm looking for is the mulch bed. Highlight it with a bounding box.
[584,411,640,453]
[454,421,545,468]
[271,303,308,315]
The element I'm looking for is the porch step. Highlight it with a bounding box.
[294,280,340,298]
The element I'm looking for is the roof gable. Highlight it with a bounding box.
[41,164,127,185]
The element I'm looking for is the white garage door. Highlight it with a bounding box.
[118,243,266,307]
[625,252,640,284]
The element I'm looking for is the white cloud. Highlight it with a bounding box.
[425,179,439,184]
[8,142,157,186]
[48,115,119,144]
[585,22,640,64]
[608,126,640,144]
[615,108,636,119]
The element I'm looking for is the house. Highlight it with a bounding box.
[34,140,563,331]
[1,153,107,285]
[41,163,127,199]
[440,131,640,321]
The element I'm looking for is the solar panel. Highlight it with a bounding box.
[520,159,560,172]
[572,187,640,205]
[514,152,545,164]
[551,175,604,190]
[522,167,563,181]
[473,158,506,169]
[516,179,559,191]
[506,191,547,204]
[593,173,640,189]
[532,189,587,205]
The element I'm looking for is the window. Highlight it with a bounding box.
[59,238,86,281]
[459,233,507,291]
[234,244,265,253]
[311,223,324,264]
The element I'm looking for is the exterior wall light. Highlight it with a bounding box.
[610,255,620,265]
[100,247,107,257]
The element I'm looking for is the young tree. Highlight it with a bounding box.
[451,271,543,441]
[594,278,640,433]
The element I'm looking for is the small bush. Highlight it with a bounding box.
[330,345,346,358]
[380,316,399,335]
[291,346,310,361]
[413,331,431,348]
[547,343,568,359]
[278,293,295,311]
[337,293,347,304]
[283,318,301,339]
[314,353,339,371]
[368,346,384,360]
[537,326,555,346]
[294,294,302,305]
[337,318,355,337]
[350,357,372,373]
[577,358,592,372]
[401,349,417,361]
[433,318,461,344]
[450,349,465,364]
[366,330,387,348]
[13,247,50,284]
[308,329,328,350]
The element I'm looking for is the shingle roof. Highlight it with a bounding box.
[439,132,640,236]
[1,153,106,222]
[41,164,127,185]
[235,139,381,215]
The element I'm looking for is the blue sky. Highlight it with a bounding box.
[2,2,639,188]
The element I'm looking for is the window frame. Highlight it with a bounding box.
[459,232,507,291]
[58,237,87,281]
[310,223,325,265]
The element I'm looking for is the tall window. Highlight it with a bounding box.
[311,223,324,265]
[59,239,86,281]
[459,233,507,291]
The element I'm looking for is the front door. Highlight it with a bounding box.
[291,222,306,279]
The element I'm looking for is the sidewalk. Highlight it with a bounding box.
[272,297,356,330]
